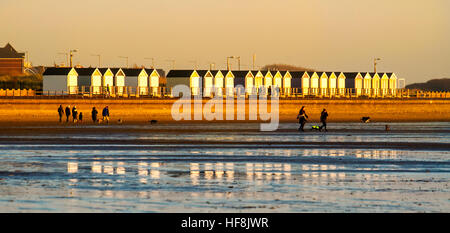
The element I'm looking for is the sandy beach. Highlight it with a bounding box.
[0,122,449,213]
[0,98,449,124]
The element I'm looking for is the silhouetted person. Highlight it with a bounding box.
[72,106,78,123]
[102,106,110,123]
[58,105,64,122]
[79,112,83,123]
[91,107,98,123]
[297,106,308,131]
[319,109,328,132]
[65,105,71,122]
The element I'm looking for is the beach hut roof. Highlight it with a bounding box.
[42,67,75,75]
[75,67,97,76]
[121,68,145,76]
[231,70,249,79]
[166,70,196,77]
[343,72,360,79]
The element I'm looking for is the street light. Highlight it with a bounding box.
[144,57,155,68]
[207,62,216,70]
[374,58,381,73]
[69,49,78,67]
[227,56,234,70]
[227,56,240,70]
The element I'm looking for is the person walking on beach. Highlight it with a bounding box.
[319,108,328,132]
[65,105,71,122]
[58,105,64,122]
[102,106,110,123]
[72,106,78,123]
[297,106,308,131]
[91,107,98,123]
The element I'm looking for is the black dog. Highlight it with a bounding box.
[361,117,370,123]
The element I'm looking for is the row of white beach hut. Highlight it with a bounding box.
[43,67,161,95]
[43,67,399,97]
[166,70,398,97]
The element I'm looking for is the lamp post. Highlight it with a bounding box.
[209,62,215,70]
[252,53,256,70]
[144,57,155,68]
[227,56,234,70]
[374,58,381,73]
[69,49,78,67]
[227,56,240,70]
[235,56,240,70]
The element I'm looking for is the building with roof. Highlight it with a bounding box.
[114,68,126,96]
[327,72,337,96]
[122,68,149,95]
[0,43,25,76]
[244,71,255,95]
[308,72,320,95]
[370,73,381,96]
[361,72,372,96]
[74,67,96,93]
[42,67,78,94]
[344,72,364,96]
[146,68,161,96]
[166,70,201,96]
[380,73,390,96]
[282,71,292,96]
[389,73,398,95]
[319,72,328,96]
[100,68,114,95]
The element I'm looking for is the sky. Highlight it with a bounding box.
[1,0,449,84]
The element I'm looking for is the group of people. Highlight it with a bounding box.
[297,106,328,132]
[58,105,110,124]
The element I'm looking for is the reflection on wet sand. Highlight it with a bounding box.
[303,149,397,159]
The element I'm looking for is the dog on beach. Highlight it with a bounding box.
[361,117,371,123]
[311,125,321,131]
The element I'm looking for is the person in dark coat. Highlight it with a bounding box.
[58,105,64,122]
[319,108,329,132]
[91,107,98,123]
[79,112,83,123]
[296,106,308,131]
[102,106,110,123]
[65,105,71,122]
[72,106,78,123]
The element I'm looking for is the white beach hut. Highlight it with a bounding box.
[42,67,78,95]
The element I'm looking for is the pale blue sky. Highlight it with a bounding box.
[1,0,449,83]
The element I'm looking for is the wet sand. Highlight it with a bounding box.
[0,122,449,212]
[0,123,449,151]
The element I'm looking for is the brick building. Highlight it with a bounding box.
[0,43,25,76]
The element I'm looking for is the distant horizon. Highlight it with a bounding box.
[1,0,449,84]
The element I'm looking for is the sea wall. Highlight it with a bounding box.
[0,98,448,124]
